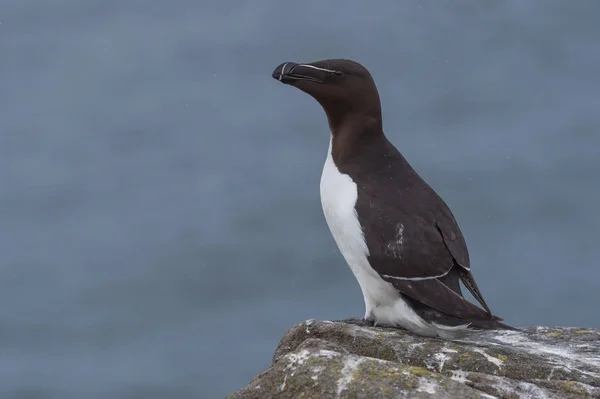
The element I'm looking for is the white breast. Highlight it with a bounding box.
[319,138,454,337]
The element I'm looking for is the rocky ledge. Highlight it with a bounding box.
[229,320,600,399]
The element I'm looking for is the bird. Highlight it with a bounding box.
[272,59,516,339]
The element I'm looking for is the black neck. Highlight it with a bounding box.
[330,113,384,166]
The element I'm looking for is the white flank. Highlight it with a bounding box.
[320,138,469,338]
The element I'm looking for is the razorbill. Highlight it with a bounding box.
[271,59,515,339]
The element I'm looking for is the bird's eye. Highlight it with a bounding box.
[333,71,344,77]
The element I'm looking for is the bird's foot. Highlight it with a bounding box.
[335,317,408,332]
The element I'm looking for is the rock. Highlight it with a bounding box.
[229,320,600,399]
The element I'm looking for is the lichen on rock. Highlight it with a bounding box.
[229,320,600,398]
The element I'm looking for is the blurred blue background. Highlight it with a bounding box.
[1,1,599,398]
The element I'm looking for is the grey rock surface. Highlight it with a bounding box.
[229,320,600,398]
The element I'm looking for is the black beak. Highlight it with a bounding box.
[272,62,331,84]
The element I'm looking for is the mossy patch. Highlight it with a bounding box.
[379,384,394,398]
[546,332,564,338]
[560,381,589,396]
[371,344,398,363]
[355,362,402,382]
[574,329,590,334]
[537,379,594,397]
[350,360,436,393]
[497,354,508,361]
[409,367,432,377]
[303,356,330,369]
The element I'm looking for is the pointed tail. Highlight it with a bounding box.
[470,318,520,331]
[458,268,493,315]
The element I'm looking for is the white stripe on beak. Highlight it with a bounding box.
[298,64,337,74]
[279,63,288,81]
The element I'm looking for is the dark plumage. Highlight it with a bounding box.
[273,59,516,336]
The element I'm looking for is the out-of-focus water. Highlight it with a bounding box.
[1,1,599,398]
